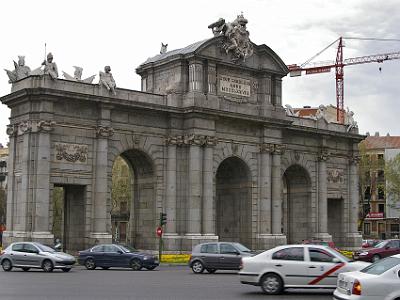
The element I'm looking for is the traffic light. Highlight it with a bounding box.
[160,212,167,226]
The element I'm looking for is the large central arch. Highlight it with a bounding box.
[216,156,252,247]
[116,149,156,249]
[283,165,312,244]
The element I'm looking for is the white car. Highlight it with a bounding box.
[333,254,400,300]
[239,244,370,295]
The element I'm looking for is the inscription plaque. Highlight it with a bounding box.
[219,75,250,97]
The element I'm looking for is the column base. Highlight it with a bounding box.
[345,233,363,250]
[313,233,333,242]
[256,234,287,250]
[1,231,55,248]
[89,232,112,245]
[181,234,219,251]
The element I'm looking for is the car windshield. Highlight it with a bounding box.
[119,245,139,253]
[361,257,400,275]
[374,241,387,248]
[233,243,251,252]
[35,243,56,253]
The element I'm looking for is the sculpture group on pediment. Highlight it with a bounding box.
[4,56,31,83]
[63,66,95,83]
[208,13,254,63]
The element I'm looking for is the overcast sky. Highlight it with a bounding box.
[1,0,400,147]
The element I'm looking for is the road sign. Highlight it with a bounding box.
[156,226,163,237]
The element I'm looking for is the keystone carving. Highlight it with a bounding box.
[96,125,114,138]
[55,143,88,163]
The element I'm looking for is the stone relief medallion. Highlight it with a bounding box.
[54,143,88,164]
[328,169,344,183]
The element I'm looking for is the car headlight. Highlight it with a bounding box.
[143,256,149,260]
[359,252,368,256]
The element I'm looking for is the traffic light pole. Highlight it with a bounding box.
[158,212,167,263]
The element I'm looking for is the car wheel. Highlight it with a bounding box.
[145,266,156,270]
[130,258,142,271]
[372,254,381,262]
[101,267,110,270]
[260,273,284,295]
[22,267,30,272]
[206,268,216,274]
[84,258,96,270]
[1,259,13,272]
[62,268,71,272]
[191,261,204,274]
[42,260,54,272]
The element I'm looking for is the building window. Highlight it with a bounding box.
[364,186,371,200]
[377,154,384,160]
[378,203,385,213]
[378,186,385,200]
[364,223,371,235]
[390,224,400,233]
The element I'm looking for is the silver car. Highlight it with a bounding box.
[0,242,76,272]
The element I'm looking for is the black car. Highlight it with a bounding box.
[78,244,159,271]
[189,242,254,274]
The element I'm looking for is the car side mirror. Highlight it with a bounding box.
[117,250,123,254]
[385,246,390,250]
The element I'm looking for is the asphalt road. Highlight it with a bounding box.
[0,265,334,300]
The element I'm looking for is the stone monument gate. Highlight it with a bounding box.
[1,34,363,252]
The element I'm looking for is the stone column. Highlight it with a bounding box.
[271,145,284,234]
[165,137,177,235]
[316,150,331,240]
[32,120,56,243]
[259,143,274,234]
[90,119,114,244]
[187,139,202,234]
[202,137,217,235]
[347,155,362,248]
[206,63,217,94]
[188,61,204,92]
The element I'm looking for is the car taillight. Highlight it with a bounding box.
[352,280,361,295]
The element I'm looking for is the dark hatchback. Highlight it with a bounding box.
[353,239,400,262]
[189,242,254,274]
[78,244,159,271]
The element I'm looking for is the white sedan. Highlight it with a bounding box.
[333,254,400,300]
[239,244,370,295]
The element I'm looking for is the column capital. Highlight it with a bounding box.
[259,143,275,153]
[8,120,56,137]
[318,150,330,161]
[95,125,114,138]
[349,155,360,165]
[273,144,285,155]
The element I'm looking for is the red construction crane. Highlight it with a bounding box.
[287,37,400,123]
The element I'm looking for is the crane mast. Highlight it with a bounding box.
[287,37,400,123]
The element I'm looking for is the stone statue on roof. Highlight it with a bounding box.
[42,52,58,79]
[4,56,31,83]
[208,13,254,63]
[160,43,168,54]
[345,107,358,132]
[63,66,95,83]
[99,65,116,95]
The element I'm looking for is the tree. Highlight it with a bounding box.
[385,153,400,213]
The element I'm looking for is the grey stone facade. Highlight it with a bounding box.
[1,37,363,251]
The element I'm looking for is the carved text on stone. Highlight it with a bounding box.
[219,75,250,97]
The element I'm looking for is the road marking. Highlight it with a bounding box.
[308,263,345,285]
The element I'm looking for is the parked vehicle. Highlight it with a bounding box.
[0,242,75,272]
[362,239,381,248]
[333,254,400,300]
[189,242,253,274]
[239,244,370,295]
[353,239,400,262]
[77,244,159,271]
[302,239,339,252]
